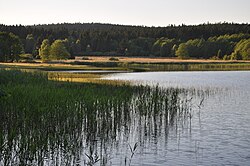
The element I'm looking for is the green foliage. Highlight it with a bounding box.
[50,40,70,60]
[25,34,35,54]
[207,35,235,57]
[217,49,222,58]
[0,69,196,165]
[175,33,250,59]
[18,53,37,63]
[38,39,50,61]
[62,38,73,56]
[39,39,71,61]
[19,53,33,60]
[152,38,179,57]
[1,23,250,59]
[0,32,23,62]
[175,43,189,58]
[126,37,155,56]
[223,55,230,60]
[73,39,82,55]
[176,39,208,59]
[231,39,250,60]
[216,33,250,43]
[230,51,242,60]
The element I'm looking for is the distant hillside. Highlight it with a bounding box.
[1,22,250,40]
[0,22,250,61]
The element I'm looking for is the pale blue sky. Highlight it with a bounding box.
[0,0,249,26]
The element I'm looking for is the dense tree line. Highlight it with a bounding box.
[0,22,249,62]
[175,33,250,60]
[0,32,23,62]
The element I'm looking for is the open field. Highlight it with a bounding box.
[73,56,250,63]
[1,56,250,71]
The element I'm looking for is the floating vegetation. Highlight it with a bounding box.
[0,69,209,165]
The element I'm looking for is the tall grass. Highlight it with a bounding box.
[69,61,250,71]
[123,62,250,71]
[0,69,208,165]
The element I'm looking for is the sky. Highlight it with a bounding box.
[0,0,249,27]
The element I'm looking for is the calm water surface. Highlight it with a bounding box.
[2,71,250,166]
[103,71,250,165]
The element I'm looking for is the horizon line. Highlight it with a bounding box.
[1,21,249,28]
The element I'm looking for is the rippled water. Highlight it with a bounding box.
[104,71,250,165]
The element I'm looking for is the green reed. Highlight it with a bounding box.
[121,62,250,71]
[0,69,208,165]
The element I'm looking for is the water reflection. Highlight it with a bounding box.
[0,85,209,165]
[102,71,250,165]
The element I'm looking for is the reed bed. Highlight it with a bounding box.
[0,69,208,165]
[2,61,250,73]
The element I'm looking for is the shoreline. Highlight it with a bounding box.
[1,57,250,73]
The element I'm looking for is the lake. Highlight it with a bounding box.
[1,70,250,166]
[102,71,250,165]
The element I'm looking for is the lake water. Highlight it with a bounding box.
[103,71,250,165]
[1,71,250,166]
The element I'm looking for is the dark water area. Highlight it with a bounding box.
[1,71,250,165]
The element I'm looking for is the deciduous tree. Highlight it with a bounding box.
[50,40,70,60]
[38,39,50,61]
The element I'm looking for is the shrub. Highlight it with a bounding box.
[19,54,33,60]
[109,57,119,61]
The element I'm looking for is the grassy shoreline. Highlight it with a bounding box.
[1,56,250,71]
[1,57,250,83]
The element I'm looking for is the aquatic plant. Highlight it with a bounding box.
[0,69,208,165]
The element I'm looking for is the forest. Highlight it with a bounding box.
[0,22,250,62]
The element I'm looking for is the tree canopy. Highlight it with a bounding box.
[50,40,70,60]
[38,39,50,61]
[231,39,250,60]
[175,34,250,59]
[0,22,249,60]
[0,32,23,62]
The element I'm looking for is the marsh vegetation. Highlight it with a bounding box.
[0,69,209,165]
